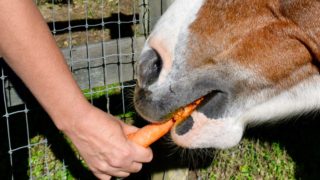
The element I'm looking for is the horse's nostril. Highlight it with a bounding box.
[138,48,163,87]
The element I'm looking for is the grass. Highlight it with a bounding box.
[82,83,121,100]
[197,139,295,179]
[29,135,73,180]
[28,134,296,179]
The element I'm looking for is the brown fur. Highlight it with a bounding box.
[187,0,320,90]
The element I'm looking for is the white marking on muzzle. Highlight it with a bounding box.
[145,0,205,86]
[171,111,244,149]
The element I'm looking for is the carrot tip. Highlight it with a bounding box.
[128,97,204,147]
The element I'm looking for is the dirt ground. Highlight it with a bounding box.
[37,0,141,48]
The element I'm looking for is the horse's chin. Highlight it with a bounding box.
[170,111,244,149]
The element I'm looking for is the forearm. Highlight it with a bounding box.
[0,0,90,130]
[0,2,154,178]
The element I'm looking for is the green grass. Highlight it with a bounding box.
[29,135,74,180]
[82,83,121,100]
[197,139,295,179]
[28,132,296,179]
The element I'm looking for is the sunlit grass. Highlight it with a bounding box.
[82,83,121,100]
[197,139,295,179]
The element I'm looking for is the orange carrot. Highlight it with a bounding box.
[127,119,174,147]
[128,97,204,147]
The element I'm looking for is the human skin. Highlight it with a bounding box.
[0,0,152,179]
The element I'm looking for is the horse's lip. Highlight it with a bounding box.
[162,90,219,123]
[172,90,219,136]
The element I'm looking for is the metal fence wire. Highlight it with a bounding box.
[0,0,172,179]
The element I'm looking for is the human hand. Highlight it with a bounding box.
[62,106,153,179]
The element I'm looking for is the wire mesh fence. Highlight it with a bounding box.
[0,0,172,179]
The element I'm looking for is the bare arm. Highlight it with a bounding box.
[0,1,86,125]
[0,1,152,179]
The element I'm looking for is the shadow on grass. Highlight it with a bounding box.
[0,107,97,179]
[244,113,320,179]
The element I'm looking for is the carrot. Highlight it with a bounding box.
[127,119,174,148]
[127,97,204,147]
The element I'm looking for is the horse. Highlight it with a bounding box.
[134,0,320,149]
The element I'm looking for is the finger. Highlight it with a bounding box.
[111,171,130,178]
[99,170,130,178]
[127,161,143,173]
[129,141,153,163]
[94,161,131,178]
[94,173,112,180]
[109,162,142,176]
[95,168,130,179]
[106,154,144,173]
[119,120,139,135]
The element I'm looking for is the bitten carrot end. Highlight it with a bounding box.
[128,97,204,147]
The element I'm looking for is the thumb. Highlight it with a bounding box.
[119,120,140,135]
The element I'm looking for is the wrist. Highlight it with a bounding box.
[50,97,93,133]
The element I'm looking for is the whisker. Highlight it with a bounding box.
[157,134,216,169]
